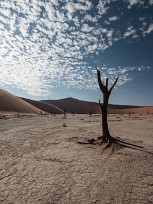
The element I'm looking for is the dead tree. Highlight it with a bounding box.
[77,68,152,154]
[96,68,144,150]
[97,68,118,143]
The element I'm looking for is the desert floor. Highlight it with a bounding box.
[0,114,153,204]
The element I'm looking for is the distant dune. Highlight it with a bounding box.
[42,97,101,114]
[21,97,64,114]
[0,89,41,114]
[42,97,153,114]
[108,106,153,114]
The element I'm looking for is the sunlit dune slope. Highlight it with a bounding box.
[0,89,41,114]
[21,97,64,114]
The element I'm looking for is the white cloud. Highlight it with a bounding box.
[51,0,59,7]
[149,0,153,5]
[65,2,75,13]
[0,0,152,96]
[97,0,108,15]
[81,24,94,32]
[127,0,144,8]
[128,0,139,6]
[123,26,136,38]
[109,16,119,21]
[86,44,98,52]
[82,14,97,23]
[44,3,56,20]
[0,8,11,17]
[75,2,92,11]
[146,24,153,34]
[107,30,113,38]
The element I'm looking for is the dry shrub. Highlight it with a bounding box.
[62,122,67,127]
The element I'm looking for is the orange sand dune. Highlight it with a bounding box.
[42,97,153,114]
[0,89,41,114]
[21,97,63,114]
[42,97,101,114]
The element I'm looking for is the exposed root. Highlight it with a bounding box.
[109,143,116,156]
[76,138,96,145]
[87,138,96,144]
[98,135,143,149]
[100,140,110,149]
[77,135,153,155]
[103,136,153,155]
[109,136,143,149]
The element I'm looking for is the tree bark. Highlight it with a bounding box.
[102,104,110,142]
[97,68,118,143]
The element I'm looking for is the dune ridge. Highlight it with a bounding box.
[0,89,41,114]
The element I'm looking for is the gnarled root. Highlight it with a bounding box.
[77,135,153,155]
[98,135,143,149]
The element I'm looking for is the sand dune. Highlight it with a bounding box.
[1,89,153,115]
[42,97,153,114]
[21,97,64,114]
[42,97,101,114]
[0,89,41,114]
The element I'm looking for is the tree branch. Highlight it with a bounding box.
[106,78,108,88]
[96,68,104,93]
[109,77,118,94]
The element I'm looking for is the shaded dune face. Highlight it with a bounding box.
[0,89,41,114]
[21,98,64,114]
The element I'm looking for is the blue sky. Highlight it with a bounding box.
[0,0,153,105]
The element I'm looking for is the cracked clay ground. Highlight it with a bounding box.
[0,114,153,204]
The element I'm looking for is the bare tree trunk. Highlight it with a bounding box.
[97,68,118,143]
[102,105,110,141]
